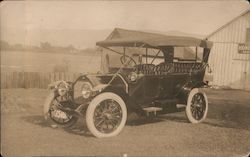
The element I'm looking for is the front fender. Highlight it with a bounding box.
[101,86,141,113]
[48,81,72,90]
[102,86,128,101]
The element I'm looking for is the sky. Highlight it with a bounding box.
[0,0,249,48]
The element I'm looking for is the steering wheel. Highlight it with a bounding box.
[120,55,137,67]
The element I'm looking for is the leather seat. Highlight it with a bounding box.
[135,64,156,75]
[134,63,204,75]
[154,63,173,75]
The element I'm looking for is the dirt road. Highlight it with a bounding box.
[1,88,250,157]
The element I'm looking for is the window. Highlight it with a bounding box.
[136,48,163,65]
[246,28,250,42]
[238,28,250,54]
[174,47,203,62]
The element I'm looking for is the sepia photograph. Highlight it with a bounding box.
[1,0,250,156]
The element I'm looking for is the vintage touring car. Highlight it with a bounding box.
[44,28,213,138]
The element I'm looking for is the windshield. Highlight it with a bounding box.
[101,46,205,70]
[102,47,164,67]
[173,47,204,63]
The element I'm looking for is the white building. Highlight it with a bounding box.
[207,9,250,91]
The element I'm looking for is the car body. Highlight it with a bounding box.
[44,28,213,138]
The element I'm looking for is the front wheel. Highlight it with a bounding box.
[86,92,127,138]
[48,101,78,128]
[185,88,208,123]
[44,92,77,128]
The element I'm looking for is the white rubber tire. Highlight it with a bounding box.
[86,92,127,138]
[185,88,208,123]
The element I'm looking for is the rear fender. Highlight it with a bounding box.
[176,81,207,104]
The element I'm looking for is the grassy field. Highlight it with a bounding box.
[1,88,250,157]
[1,50,102,73]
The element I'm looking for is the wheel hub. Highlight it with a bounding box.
[104,113,112,119]
[53,110,68,119]
[195,103,202,108]
[93,99,123,133]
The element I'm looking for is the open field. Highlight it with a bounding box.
[1,50,101,73]
[1,88,250,157]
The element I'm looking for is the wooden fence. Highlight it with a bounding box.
[1,72,83,89]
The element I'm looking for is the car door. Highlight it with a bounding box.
[143,75,162,102]
[160,74,188,98]
[158,75,175,99]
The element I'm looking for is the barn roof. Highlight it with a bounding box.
[96,28,213,49]
[207,9,250,39]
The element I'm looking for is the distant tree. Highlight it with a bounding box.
[30,45,40,50]
[40,42,52,50]
[0,40,10,50]
[67,44,74,50]
[53,58,70,73]
[13,44,24,50]
[66,44,77,53]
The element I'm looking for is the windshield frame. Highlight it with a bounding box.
[100,45,209,67]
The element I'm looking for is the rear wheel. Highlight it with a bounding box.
[86,92,127,138]
[185,88,208,123]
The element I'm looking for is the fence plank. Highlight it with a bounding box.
[19,72,24,88]
[1,71,6,88]
[0,72,81,89]
[7,72,12,88]
[12,72,16,88]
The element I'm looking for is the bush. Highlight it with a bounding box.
[53,58,70,73]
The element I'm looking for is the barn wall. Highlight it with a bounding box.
[208,11,250,91]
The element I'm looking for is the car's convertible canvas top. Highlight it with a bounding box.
[96,28,213,49]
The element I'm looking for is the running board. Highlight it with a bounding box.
[154,98,178,105]
[143,107,162,116]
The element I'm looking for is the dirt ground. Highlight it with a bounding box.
[1,88,250,157]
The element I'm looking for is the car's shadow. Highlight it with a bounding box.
[21,115,93,137]
[126,115,188,126]
[21,115,51,127]
[21,102,249,137]
[126,107,187,126]
[21,111,188,137]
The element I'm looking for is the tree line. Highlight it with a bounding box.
[0,40,98,55]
